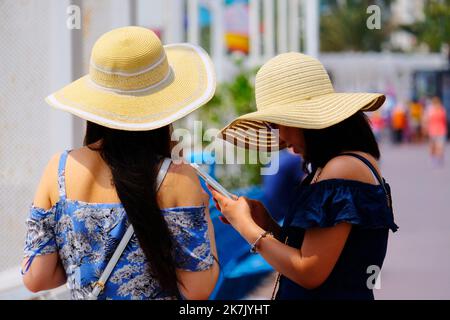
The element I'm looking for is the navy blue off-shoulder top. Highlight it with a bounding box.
[276,172,399,300]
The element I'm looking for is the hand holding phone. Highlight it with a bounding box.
[189,163,235,199]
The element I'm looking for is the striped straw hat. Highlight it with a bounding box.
[46,26,216,131]
[219,52,385,150]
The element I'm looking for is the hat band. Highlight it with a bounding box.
[89,54,171,91]
[89,51,167,76]
[88,66,174,95]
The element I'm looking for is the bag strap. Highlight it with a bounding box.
[339,152,392,209]
[339,152,383,185]
[88,158,172,300]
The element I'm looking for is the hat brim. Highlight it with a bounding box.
[46,43,216,131]
[219,92,385,151]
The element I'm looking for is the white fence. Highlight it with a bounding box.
[0,0,73,299]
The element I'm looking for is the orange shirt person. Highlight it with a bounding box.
[391,104,407,143]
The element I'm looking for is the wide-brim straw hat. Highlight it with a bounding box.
[219,52,385,150]
[46,26,216,131]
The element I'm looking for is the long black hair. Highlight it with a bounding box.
[302,111,380,173]
[84,121,180,296]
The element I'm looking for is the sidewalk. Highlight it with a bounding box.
[376,143,450,299]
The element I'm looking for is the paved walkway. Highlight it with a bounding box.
[247,143,450,300]
[375,143,450,299]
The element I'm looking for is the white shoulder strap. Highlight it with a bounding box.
[88,158,172,300]
[156,158,172,190]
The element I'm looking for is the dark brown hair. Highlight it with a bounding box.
[84,121,180,296]
[302,111,380,173]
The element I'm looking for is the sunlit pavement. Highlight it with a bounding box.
[246,142,450,300]
[375,142,450,299]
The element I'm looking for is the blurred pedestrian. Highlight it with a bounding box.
[391,103,407,144]
[409,99,424,143]
[424,97,447,167]
[370,110,385,142]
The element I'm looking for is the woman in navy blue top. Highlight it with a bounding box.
[212,112,398,300]
[210,52,398,300]
[276,151,398,299]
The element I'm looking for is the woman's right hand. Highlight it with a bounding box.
[209,187,279,235]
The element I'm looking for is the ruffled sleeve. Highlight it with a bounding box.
[288,180,399,232]
[22,205,58,274]
[163,206,214,271]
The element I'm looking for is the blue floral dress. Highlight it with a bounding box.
[23,150,214,300]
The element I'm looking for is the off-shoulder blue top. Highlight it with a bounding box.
[276,156,398,300]
[22,150,214,300]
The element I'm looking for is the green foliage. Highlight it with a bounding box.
[227,72,256,115]
[320,0,394,52]
[404,0,450,52]
[198,63,265,189]
[199,61,258,128]
[214,153,266,190]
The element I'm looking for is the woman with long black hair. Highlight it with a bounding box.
[21,27,219,299]
[211,52,399,300]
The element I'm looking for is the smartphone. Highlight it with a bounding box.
[189,163,234,199]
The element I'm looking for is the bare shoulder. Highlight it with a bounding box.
[160,162,208,207]
[41,152,61,186]
[33,152,64,208]
[168,161,198,178]
[63,146,106,179]
[66,146,99,163]
[167,162,204,194]
[318,152,381,185]
[46,152,62,172]
[41,147,102,206]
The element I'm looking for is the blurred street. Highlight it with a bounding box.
[247,143,450,300]
[376,142,450,299]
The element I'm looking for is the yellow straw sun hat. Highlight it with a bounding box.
[46,26,216,131]
[219,52,385,150]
